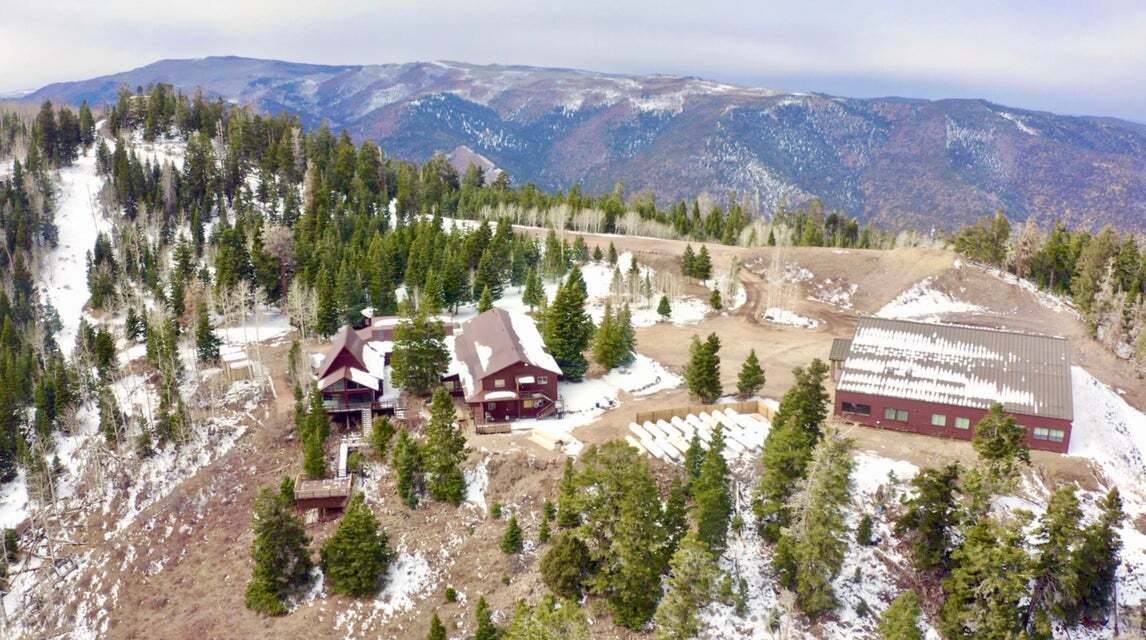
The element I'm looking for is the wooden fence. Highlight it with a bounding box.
[634,399,774,425]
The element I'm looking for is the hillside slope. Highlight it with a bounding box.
[29,56,1146,231]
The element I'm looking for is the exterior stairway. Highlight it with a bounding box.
[361,407,373,437]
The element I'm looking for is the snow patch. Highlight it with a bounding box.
[876,277,984,321]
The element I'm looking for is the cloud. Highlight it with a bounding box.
[3,0,1146,119]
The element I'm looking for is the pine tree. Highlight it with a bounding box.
[474,596,500,640]
[692,426,732,554]
[684,334,721,403]
[895,464,961,571]
[709,288,722,310]
[616,304,636,365]
[971,403,1030,489]
[592,245,604,262]
[475,247,505,301]
[394,429,422,508]
[522,267,544,311]
[657,295,672,321]
[683,434,705,488]
[424,387,466,504]
[477,285,493,313]
[776,429,854,617]
[607,242,618,265]
[303,428,326,479]
[736,349,765,399]
[371,416,395,461]
[1073,488,1124,622]
[321,494,392,597]
[245,485,313,615]
[878,591,924,640]
[556,458,579,528]
[592,302,627,370]
[427,611,446,640]
[540,532,592,599]
[857,514,874,546]
[542,267,593,381]
[195,304,222,364]
[1025,486,1083,632]
[694,246,713,281]
[653,532,724,640]
[940,515,1031,639]
[501,514,524,554]
[681,245,696,278]
[504,595,589,640]
[538,513,551,543]
[390,309,449,396]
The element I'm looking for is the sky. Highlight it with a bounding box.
[3,0,1146,121]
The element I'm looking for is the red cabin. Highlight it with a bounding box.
[831,318,1073,453]
[443,308,563,424]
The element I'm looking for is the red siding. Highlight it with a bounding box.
[834,391,1071,454]
[473,362,559,423]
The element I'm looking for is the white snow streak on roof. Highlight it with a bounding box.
[348,367,381,391]
[507,311,561,374]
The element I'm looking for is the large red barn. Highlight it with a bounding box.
[830,317,1073,453]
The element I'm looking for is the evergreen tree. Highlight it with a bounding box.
[592,302,627,370]
[556,457,579,528]
[504,595,589,640]
[694,246,713,281]
[540,532,592,599]
[684,333,721,403]
[477,285,494,313]
[501,514,524,554]
[683,434,705,489]
[607,242,618,265]
[303,428,326,479]
[616,304,636,365]
[394,429,422,508]
[692,426,732,554]
[709,288,722,310]
[895,464,961,571]
[542,267,593,381]
[371,416,396,460]
[592,245,604,262]
[657,295,672,321]
[971,403,1030,489]
[653,532,724,640]
[475,247,505,301]
[775,430,854,617]
[427,611,446,640]
[321,494,392,597]
[681,245,696,278]
[522,267,545,312]
[194,304,221,364]
[878,591,924,640]
[390,310,449,396]
[940,515,1031,639]
[424,387,466,504]
[474,596,500,640]
[244,485,313,615]
[1073,488,1124,622]
[1025,485,1083,632]
[538,512,551,543]
[736,349,765,399]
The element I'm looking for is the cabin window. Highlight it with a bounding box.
[538,376,549,385]
[1033,427,1064,442]
[523,399,537,409]
[955,417,971,430]
[931,414,947,427]
[1048,429,1065,443]
[494,379,506,388]
[1033,427,1049,440]
[842,402,871,416]
[442,380,456,390]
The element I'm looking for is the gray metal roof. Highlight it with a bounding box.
[837,317,1073,421]
[829,338,852,362]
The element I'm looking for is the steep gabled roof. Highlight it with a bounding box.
[316,326,368,380]
[450,308,561,401]
[837,317,1073,421]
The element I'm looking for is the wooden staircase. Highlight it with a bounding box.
[360,407,373,437]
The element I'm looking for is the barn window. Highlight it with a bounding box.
[1033,427,1049,440]
[1048,429,1065,443]
[931,414,947,427]
[895,409,908,422]
[842,403,871,416]
[955,417,970,430]
[494,379,506,388]
[883,407,896,420]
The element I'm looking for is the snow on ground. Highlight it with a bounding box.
[981,266,1079,317]
[332,549,438,639]
[0,472,30,529]
[39,148,110,354]
[875,277,984,321]
[511,353,681,449]
[808,278,857,310]
[129,131,187,170]
[762,307,820,329]
[1068,365,1146,605]
[464,456,490,514]
[215,308,294,346]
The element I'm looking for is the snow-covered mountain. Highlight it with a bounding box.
[28,56,1146,230]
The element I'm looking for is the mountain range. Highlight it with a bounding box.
[27,55,1146,231]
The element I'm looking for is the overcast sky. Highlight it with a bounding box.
[4,0,1146,121]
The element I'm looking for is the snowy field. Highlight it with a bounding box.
[762,307,820,329]
[875,276,984,321]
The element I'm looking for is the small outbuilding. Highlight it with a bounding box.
[832,317,1073,453]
